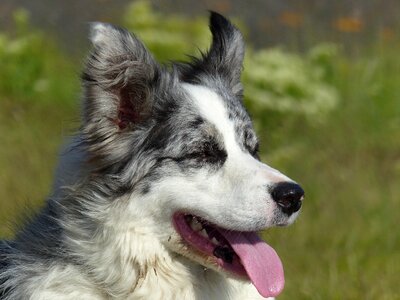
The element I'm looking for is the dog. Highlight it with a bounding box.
[0,12,304,300]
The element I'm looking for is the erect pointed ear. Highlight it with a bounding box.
[83,23,159,130]
[182,12,245,95]
[81,23,159,168]
[207,11,245,83]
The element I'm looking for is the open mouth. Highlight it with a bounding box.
[173,212,285,298]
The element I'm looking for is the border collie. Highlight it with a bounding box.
[0,12,304,299]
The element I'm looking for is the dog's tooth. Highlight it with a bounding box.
[211,237,219,245]
[199,229,208,238]
[190,219,202,231]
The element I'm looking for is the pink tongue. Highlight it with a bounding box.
[219,230,285,298]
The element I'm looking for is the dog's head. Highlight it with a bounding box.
[80,12,304,298]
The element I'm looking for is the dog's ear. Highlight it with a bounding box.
[82,23,158,130]
[206,12,245,90]
[81,23,159,169]
[182,12,245,96]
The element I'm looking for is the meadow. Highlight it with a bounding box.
[1,4,399,299]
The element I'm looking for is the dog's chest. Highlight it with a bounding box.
[125,265,268,300]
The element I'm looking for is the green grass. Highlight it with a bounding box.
[1,6,400,299]
[0,98,77,237]
[0,9,80,237]
[260,46,400,299]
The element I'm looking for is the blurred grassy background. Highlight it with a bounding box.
[1,1,399,299]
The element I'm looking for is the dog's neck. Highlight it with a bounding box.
[67,211,241,299]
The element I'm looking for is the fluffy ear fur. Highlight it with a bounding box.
[181,12,245,96]
[81,23,159,170]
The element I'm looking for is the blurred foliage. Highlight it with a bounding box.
[0,9,78,237]
[1,2,400,299]
[0,9,77,106]
[123,1,209,61]
[243,45,338,121]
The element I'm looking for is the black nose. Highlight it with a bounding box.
[271,182,304,215]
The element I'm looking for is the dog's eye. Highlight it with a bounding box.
[249,143,260,159]
[243,131,259,159]
[182,141,227,165]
